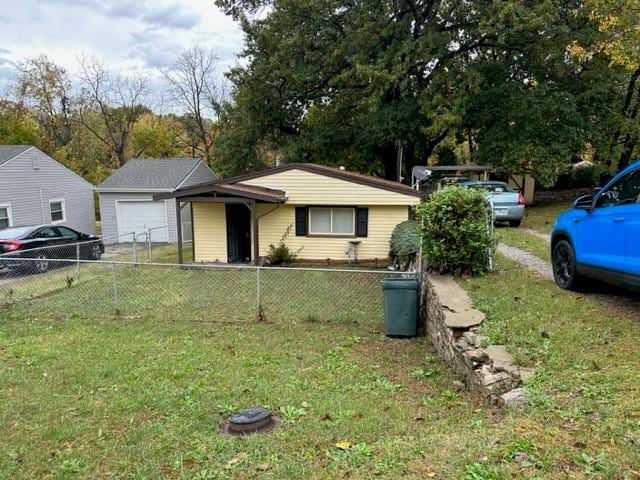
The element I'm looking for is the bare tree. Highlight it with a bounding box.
[16,55,73,149]
[163,45,225,162]
[77,56,149,167]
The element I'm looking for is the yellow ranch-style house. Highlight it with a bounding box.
[155,163,424,265]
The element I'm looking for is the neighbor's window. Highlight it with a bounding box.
[49,199,66,223]
[0,205,11,229]
[309,207,355,235]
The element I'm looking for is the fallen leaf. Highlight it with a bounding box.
[257,463,271,471]
[335,441,352,450]
[226,452,247,468]
[301,401,310,409]
[415,416,425,421]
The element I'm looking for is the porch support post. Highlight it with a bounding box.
[252,201,259,265]
[176,198,183,265]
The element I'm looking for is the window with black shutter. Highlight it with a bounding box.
[356,207,368,237]
[295,207,308,236]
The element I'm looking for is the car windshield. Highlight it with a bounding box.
[0,226,34,239]
[468,183,513,193]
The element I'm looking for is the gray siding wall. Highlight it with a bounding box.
[181,161,217,188]
[0,148,95,234]
[98,192,192,244]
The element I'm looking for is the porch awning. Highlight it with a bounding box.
[153,181,286,203]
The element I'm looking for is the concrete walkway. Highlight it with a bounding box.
[497,244,553,280]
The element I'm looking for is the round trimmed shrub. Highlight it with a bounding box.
[415,186,496,276]
[390,220,419,269]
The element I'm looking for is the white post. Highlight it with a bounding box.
[76,242,80,281]
[256,266,261,319]
[111,262,119,314]
[147,228,152,263]
[132,232,137,263]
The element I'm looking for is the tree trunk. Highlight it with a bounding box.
[618,134,636,171]
[374,144,398,180]
[609,66,640,165]
[467,129,475,161]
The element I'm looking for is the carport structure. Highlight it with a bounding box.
[413,165,536,203]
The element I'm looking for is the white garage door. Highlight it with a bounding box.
[117,201,168,242]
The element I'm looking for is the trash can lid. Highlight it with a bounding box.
[382,277,419,290]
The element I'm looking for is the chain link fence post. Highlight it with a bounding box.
[111,261,120,315]
[256,265,264,321]
[486,198,495,271]
[147,228,152,263]
[132,232,137,263]
[75,242,80,282]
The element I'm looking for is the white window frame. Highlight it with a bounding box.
[0,203,13,229]
[49,198,66,224]
[308,207,355,236]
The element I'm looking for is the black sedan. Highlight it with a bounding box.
[0,225,104,273]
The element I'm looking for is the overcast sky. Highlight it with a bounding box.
[0,0,244,105]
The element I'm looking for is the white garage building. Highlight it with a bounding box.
[97,158,217,244]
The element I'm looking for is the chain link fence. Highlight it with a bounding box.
[101,225,192,264]
[0,252,413,325]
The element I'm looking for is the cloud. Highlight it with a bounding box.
[42,0,199,28]
[0,0,243,103]
[141,5,201,30]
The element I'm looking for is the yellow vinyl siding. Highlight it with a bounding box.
[243,169,420,205]
[192,203,227,262]
[256,204,409,260]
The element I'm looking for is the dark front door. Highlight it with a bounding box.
[226,204,252,263]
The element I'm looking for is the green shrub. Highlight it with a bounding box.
[265,224,300,265]
[569,165,598,188]
[389,220,420,269]
[415,186,496,276]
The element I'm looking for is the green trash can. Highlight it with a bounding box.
[382,277,419,337]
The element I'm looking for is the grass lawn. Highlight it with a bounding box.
[460,255,640,478]
[522,202,571,235]
[3,253,640,478]
[0,311,499,479]
[498,227,551,261]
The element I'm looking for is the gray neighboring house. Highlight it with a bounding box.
[0,145,96,233]
[97,158,217,244]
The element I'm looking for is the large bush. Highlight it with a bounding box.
[389,220,420,270]
[415,187,496,276]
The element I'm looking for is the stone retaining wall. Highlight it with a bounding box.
[420,271,532,405]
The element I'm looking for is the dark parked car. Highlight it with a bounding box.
[551,160,640,291]
[0,225,104,273]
